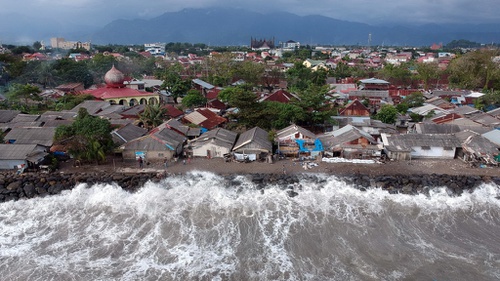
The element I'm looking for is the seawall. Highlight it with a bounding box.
[1,170,499,203]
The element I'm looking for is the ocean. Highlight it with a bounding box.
[0,171,499,281]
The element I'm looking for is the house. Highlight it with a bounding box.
[232,127,272,161]
[121,127,186,161]
[319,125,380,158]
[382,133,461,160]
[303,59,327,71]
[182,108,227,130]
[0,144,48,170]
[338,99,370,116]
[111,123,148,146]
[275,124,317,156]
[259,89,299,103]
[414,123,461,134]
[55,82,85,94]
[0,110,21,124]
[482,129,500,147]
[70,100,111,115]
[186,128,237,158]
[455,130,500,166]
[192,79,215,96]
[160,119,201,139]
[4,127,56,148]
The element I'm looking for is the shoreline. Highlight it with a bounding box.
[0,158,499,203]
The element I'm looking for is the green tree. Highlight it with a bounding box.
[139,104,168,130]
[158,63,191,103]
[54,108,113,164]
[181,90,207,108]
[376,104,398,124]
[416,62,439,90]
[447,49,500,90]
[32,41,42,51]
[403,92,425,108]
[378,63,414,88]
[233,60,265,86]
[292,84,334,126]
[7,83,41,104]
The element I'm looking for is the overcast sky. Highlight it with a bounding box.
[2,0,499,27]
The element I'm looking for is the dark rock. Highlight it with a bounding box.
[23,183,36,198]
[6,181,22,191]
[287,190,299,197]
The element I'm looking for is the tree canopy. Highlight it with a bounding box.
[54,108,113,164]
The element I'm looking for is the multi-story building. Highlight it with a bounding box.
[50,38,91,51]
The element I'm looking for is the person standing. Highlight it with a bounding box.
[164,158,168,170]
[138,156,143,168]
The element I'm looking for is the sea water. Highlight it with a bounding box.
[0,171,499,281]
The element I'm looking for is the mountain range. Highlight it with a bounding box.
[2,8,500,47]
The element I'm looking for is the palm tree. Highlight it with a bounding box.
[139,104,168,130]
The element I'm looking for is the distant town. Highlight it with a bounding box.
[0,36,499,172]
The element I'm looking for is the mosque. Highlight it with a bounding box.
[84,65,160,106]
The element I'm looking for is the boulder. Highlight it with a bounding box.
[6,181,22,191]
[23,183,36,198]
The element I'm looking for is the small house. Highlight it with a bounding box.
[0,144,48,170]
[382,133,461,160]
[232,127,272,161]
[121,127,186,162]
[186,128,237,158]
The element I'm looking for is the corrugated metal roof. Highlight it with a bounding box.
[359,78,390,84]
[385,134,461,152]
[10,114,40,123]
[0,144,45,160]
[4,127,56,147]
[190,128,237,149]
[184,111,207,125]
[71,100,111,115]
[0,110,21,123]
[276,124,316,140]
[233,127,272,152]
[415,123,461,134]
[482,129,500,146]
[192,79,215,90]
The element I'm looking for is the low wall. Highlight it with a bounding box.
[0,171,499,203]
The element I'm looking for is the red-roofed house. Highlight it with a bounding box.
[339,99,370,116]
[183,108,227,129]
[163,104,184,118]
[259,89,299,103]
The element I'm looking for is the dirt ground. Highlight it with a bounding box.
[58,156,500,178]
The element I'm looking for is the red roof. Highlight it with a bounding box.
[83,87,153,100]
[206,88,221,100]
[262,89,296,103]
[197,109,227,129]
[207,99,226,110]
[163,104,183,118]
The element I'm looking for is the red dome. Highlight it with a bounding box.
[104,65,125,88]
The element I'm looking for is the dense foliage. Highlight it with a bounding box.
[54,108,113,164]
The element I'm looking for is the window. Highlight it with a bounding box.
[421,146,430,150]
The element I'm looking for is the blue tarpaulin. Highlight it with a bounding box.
[313,138,324,151]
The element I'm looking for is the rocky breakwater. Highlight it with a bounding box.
[230,172,500,197]
[1,171,500,203]
[340,173,500,195]
[0,171,164,203]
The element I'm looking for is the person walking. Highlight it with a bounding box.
[164,158,168,170]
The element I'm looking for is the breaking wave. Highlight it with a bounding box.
[0,171,499,280]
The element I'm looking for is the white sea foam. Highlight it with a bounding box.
[0,172,498,280]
